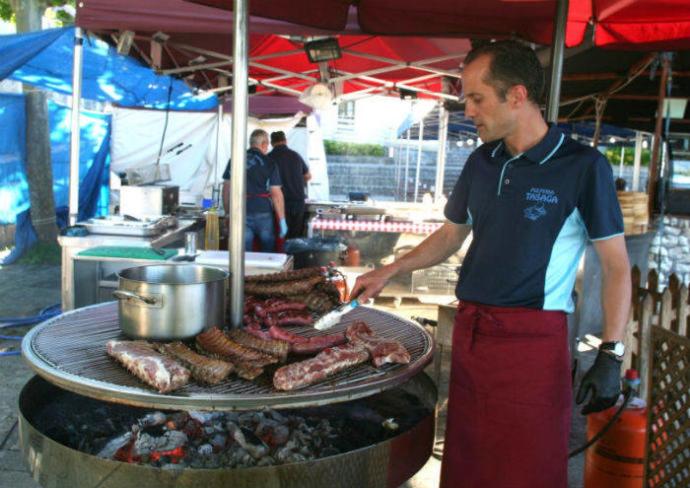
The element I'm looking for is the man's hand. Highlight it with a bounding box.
[279,218,288,238]
[350,265,398,303]
[576,350,622,415]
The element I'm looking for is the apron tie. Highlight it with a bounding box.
[457,302,501,351]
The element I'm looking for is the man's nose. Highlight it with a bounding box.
[465,101,476,118]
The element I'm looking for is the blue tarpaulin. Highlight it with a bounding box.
[0,27,217,110]
[0,93,111,226]
[0,93,111,264]
[0,26,219,263]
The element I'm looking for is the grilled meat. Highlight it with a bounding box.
[106,340,190,393]
[155,341,234,385]
[273,344,370,391]
[345,321,411,367]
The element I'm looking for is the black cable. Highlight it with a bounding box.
[568,389,633,458]
[155,77,175,166]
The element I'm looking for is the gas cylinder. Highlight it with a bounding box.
[344,242,361,267]
[584,371,646,488]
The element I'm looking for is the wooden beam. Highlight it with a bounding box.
[648,55,671,216]
[609,94,690,101]
[562,70,690,82]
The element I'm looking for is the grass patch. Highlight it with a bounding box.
[17,241,61,265]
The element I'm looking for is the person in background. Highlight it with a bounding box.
[222,129,287,252]
[268,131,311,239]
[351,40,631,488]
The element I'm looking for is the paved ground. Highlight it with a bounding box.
[0,261,591,488]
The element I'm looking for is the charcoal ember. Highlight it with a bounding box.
[197,443,213,456]
[210,433,227,451]
[97,432,133,459]
[138,412,167,428]
[226,421,269,460]
[255,418,290,448]
[134,430,187,457]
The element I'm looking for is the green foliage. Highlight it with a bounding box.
[604,147,651,167]
[0,1,13,21]
[0,0,74,24]
[324,140,386,157]
[17,241,61,265]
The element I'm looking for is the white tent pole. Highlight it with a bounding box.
[434,104,449,201]
[618,145,625,178]
[213,102,224,203]
[395,136,403,199]
[633,131,643,192]
[414,119,424,202]
[404,129,411,202]
[229,0,249,328]
[68,27,84,226]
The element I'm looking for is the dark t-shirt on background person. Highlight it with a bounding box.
[268,145,309,206]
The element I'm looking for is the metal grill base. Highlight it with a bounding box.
[22,302,434,410]
[19,374,436,488]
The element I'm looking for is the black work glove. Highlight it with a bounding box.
[575,350,622,415]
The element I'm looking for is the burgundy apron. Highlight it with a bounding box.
[440,301,572,488]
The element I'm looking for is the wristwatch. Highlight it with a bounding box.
[600,341,625,358]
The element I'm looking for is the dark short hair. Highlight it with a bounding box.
[270,131,287,144]
[463,40,544,104]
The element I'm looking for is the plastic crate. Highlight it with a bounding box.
[411,264,460,294]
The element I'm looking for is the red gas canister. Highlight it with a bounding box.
[584,394,647,488]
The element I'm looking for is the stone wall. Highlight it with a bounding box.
[326,145,473,201]
[648,215,690,289]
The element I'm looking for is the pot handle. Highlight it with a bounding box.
[112,290,159,305]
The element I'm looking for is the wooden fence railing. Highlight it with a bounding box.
[624,266,690,408]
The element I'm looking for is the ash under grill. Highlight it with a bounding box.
[22,302,434,410]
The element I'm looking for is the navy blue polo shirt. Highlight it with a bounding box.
[444,126,624,313]
[223,148,281,214]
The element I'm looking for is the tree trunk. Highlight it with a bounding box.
[11,0,58,243]
[24,89,58,242]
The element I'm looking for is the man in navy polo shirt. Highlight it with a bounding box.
[351,41,631,488]
[222,129,287,252]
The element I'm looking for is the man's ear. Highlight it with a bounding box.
[507,85,528,108]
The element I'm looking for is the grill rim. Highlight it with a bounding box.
[21,302,435,411]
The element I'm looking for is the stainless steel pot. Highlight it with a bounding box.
[114,264,228,340]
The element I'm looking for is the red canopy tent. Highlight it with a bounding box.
[189,0,591,47]
[189,0,690,50]
[76,0,470,101]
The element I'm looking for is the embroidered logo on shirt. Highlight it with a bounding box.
[524,204,547,221]
[525,187,559,204]
[523,188,558,221]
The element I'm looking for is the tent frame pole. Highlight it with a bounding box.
[229,0,249,328]
[414,119,424,203]
[68,27,84,226]
[648,55,671,216]
[434,103,449,202]
[404,129,411,202]
[546,0,568,123]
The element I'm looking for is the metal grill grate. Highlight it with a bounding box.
[646,326,690,487]
[22,302,434,411]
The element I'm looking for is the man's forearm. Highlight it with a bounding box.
[601,264,631,342]
[270,188,285,220]
[595,236,632,343]
[222,181,230,213]
[391,223,470,276]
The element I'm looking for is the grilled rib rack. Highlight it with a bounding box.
[22,302,434,410]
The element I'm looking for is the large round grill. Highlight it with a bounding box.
[22,302,434,410]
